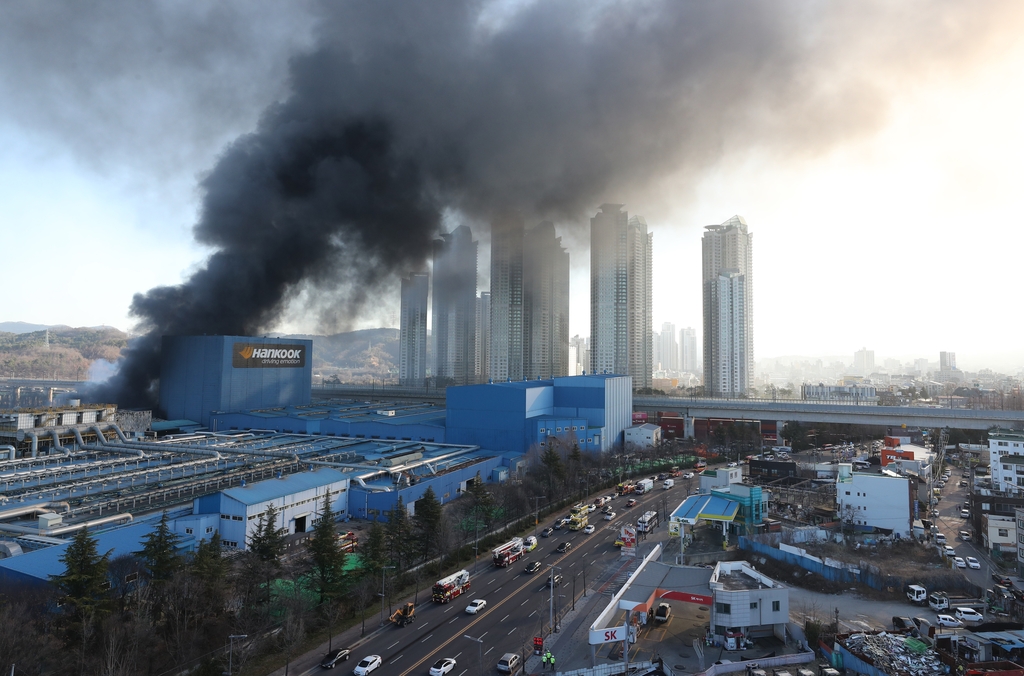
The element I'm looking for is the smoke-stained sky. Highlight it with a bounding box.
[2,0,1024,391]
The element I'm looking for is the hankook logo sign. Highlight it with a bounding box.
[232,343,306,368]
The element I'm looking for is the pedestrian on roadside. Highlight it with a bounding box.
[550,653,556,671]
[542,652,548,669]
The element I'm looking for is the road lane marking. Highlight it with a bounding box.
[388,641,400,649]
[420,634,433,643]
[501,614,509,621]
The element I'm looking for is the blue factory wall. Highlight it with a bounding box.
[209,411,445,442]
[160,335,312,426]
[446,374,632,453]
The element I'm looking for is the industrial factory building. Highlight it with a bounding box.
[446,373,633,453]
[209,374,633,455]
[210,400,446,441]
[159,335,313,426]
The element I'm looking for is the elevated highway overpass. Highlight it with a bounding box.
[633,396,1024,430]
[311,384,1024,431]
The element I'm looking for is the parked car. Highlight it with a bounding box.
[936,614,963,628]
[726,462,737,468]
[654,602,671,622]
[959,480,968,487]
[429,658,457,676]
[625,498,637,507]
[993,573,1014,586]
[540,527,554,538]
[353,655,382,675]
[524,561,543,574]
[466,599,487,614]
[966,557,981,569]
[935,534,947,545]
[556,541,572,553]
[954,607,984,624]
[319,648,351,668]
[497,653,522,674]
[959,531,971,542]
[954,557,967,568]
[943,545,956,557]
[961,509,971,518]
[583,525,596,534]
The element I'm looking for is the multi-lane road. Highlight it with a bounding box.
[286,482,677,676]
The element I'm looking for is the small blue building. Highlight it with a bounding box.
[446,374,632,453]
[159,335,312,426]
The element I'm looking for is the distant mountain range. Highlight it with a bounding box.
[0,323,398,382]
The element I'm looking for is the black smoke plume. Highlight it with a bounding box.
[81,0,1017,408]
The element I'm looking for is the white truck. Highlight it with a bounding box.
[906,584,927,605]
[662,479,675,489]
[635,478,655,494]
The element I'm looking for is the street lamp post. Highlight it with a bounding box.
[379,565,395,626]
[227,634,247,676]
[464,634,484,672]
[547,564,561,634]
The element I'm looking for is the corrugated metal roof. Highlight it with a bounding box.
[0,521,194,582]
[222,468,349,506]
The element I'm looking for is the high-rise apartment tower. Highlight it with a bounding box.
[590,204,652,390]
[399,272,429,386]
[702,215,753,396]
[523,221,570,379]
[680,327,698,373]
[431,225,478,385]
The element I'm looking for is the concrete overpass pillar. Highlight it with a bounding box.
[684,415,695,439]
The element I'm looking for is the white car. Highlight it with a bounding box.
[936,614,963,628]
[353,655,382,675]
[959,530,971,541]
[429,658,457,676]
[943,545,956,557]
[603,511,616,520]
[966,556,981,569]
[587,504,597,513]
[466,599,487,614]
[583,524,596,534]
[954,556,967,568]
[683,472,694,479]
[955,607,984,624]
[727,462,738,468]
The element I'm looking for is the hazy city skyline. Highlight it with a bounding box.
[2,2,1023,376]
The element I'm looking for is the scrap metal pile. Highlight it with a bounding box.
[841,632,946,676]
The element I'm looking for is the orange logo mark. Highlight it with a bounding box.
[239,346,254,359]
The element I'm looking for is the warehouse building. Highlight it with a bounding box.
[210,400,445,441]
[159,335,313,426]
[446,374,632,453]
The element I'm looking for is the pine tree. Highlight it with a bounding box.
[361,521,387,574]
[249,502,287,564]
[541,441,566,498]
[51,528,112,647]
[137,511,182,584]
[412,486,443,563]
[309,492,346,604]
[385,496,416,573]
[191,531,228,617]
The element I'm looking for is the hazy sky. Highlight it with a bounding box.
[2,1,1023,373]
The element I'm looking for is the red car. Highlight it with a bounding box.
[625,498,638,507]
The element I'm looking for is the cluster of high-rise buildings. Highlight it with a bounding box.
[399,208,755,397]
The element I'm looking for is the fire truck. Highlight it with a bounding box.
[432,570,471,603]
[492,537,525,567]
[616,482,635,495]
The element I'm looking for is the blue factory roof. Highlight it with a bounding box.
[0,521,194,583]
[222,467,349,506]
[671,494,741,524]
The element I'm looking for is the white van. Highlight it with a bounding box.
[663,479,675,489]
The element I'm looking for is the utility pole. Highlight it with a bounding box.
[530,496,547,538]
[379,565,395,626]
[464,634,484,672]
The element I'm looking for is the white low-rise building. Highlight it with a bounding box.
[699,466,743,493]
[710,560,789,641]
[835,464,914,538]
[988,429,1024,495]
[624,423,662,449]
[984,513,1015,555]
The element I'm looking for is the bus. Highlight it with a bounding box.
[637,510,659,533]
